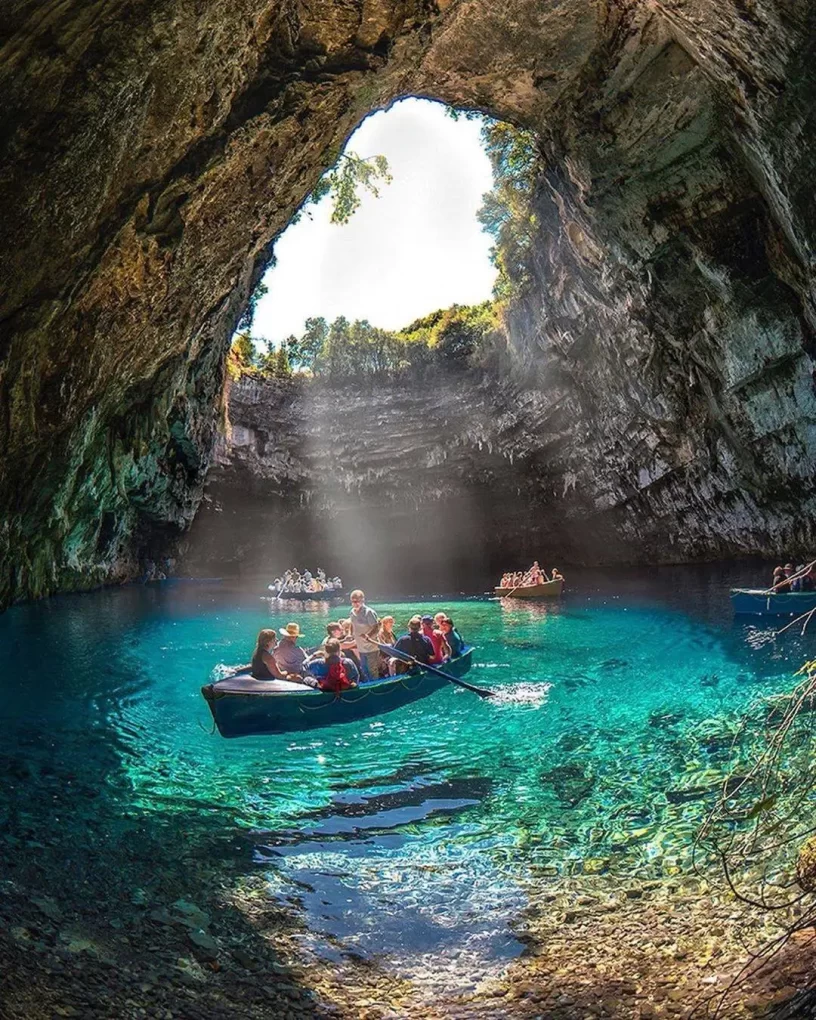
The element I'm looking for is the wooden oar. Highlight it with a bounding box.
[371,640,496,699]
[498,571,538,599]
[504,577,526,598]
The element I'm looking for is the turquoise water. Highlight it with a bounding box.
[1,567,811,987]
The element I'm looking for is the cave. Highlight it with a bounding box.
[3,0,816,609]
[4,3,816,1015]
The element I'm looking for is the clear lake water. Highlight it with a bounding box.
[1,562,811,991]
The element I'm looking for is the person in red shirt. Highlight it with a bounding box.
[315,639,359,692]
[421,614,449,664]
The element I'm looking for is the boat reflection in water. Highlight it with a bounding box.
[494,578,564,599]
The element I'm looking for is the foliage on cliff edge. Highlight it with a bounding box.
[229,302,504,382]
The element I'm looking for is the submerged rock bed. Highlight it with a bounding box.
[2,853,814,1019]
[0,719,812,1020]
[0,734,813,1020]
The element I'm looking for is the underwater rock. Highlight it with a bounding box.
[796,835,816,893]
[188,927,219,960]
[581,858,610,875]
[555,733,587,754]
[700,675,721,689]
[32,896,62,922]
[665,787,712,805]
[171,899,211,929]
[649,711,685,729]
[540,763,596,807]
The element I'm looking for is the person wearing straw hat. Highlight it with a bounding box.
[274,622,307,675]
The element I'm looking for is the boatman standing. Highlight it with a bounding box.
[349,589,380,681]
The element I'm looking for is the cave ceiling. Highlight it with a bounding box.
[1,0,815,605]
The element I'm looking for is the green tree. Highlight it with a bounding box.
[236,279,269,333]
[273,345,292,378]
[316,316,352,377]
[477,120,542,299]
[307,152,392,225]
[231,332,256,368]
[256,338,278,376]
[287,317,328,372]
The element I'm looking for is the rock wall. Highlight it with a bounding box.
[182,372,563,589]
[2,0,816,605]
[501,2,816,562]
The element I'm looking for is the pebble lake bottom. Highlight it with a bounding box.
[1,563,813,1010]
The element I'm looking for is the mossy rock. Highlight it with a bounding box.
[796,835,816,892]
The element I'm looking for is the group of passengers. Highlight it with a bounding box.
[269,567,343,596]
[772,562,816,592]
[499,561,564,589]
[250,589,464,693]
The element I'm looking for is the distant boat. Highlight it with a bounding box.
[267,587,345,601]
[730,589,816,616]
[201,648,474,737]
[494,579,564,599]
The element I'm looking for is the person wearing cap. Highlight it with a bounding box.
[349,589,380,681]
[421,614,448,664]
[274,622,308,675]
[390,616,434,675]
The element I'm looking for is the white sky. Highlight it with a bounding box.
[251,98,497,344]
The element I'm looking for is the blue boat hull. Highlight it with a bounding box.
[202,648,474,737]
[730,589,816,616]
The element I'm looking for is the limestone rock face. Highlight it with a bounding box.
[182,373,556,589]
[2,0,815,604]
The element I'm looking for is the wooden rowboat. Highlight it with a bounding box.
[730,589,816,616]
[201,647,474,737]
[494,579,564,599]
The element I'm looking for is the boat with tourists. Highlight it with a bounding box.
[495,561,564,598]
[731,560,816,615]
[267,566,344,600]
[730,589,816,616]
[202,647,475,737]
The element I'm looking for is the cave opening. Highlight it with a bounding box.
[182,98,551,595]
